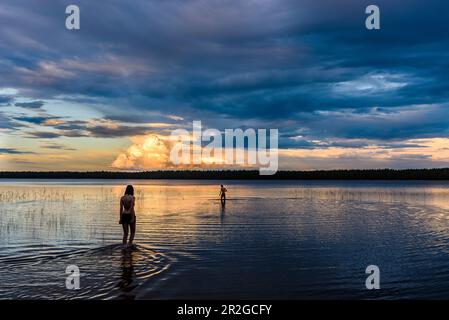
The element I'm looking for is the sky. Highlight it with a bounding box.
[1,0,449,171]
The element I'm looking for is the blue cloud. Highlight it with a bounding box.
[0,148,34,154]
[0,96,13,105]
[0,0,448,145]
[14,101,45,109]
[13,115,58,125]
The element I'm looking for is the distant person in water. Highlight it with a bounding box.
[120,185,136,249]
[220,184,227,205]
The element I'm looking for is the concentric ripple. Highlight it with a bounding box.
[0,244,172,299]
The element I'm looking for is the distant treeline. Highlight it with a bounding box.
[2,169,449,180]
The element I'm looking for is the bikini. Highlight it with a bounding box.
[121,212,132,224]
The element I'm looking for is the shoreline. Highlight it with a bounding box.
[2,169,449,180]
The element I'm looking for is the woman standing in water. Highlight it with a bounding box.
[119,185,136,249]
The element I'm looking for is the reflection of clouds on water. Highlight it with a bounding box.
[3,181,449,298]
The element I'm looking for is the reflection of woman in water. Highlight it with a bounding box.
[120,185,136,249]
[220,184,227,205]
[118,250,136,293]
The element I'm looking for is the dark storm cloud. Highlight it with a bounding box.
[14,101,45,109]
[279,135,428,150]
[52,120,88,131]
[40,143,77,151]
[25,131,62,139]
[86,125,154,138]
[25,117,166,139]
[0,0,448,142]
[13,115,60,125]
[297,104,449,141]
[0,148,33,154]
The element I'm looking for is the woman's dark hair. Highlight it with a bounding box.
[125,185,134,196]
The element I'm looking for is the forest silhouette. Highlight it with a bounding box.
[2,169,449,180]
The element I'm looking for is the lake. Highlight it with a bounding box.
[1,179,449,299]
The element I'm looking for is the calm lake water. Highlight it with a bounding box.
[1,179,449,299]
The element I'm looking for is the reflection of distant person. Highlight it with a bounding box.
[120,185,136,249]
[219,184,227,205]
[220,201,226,224]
